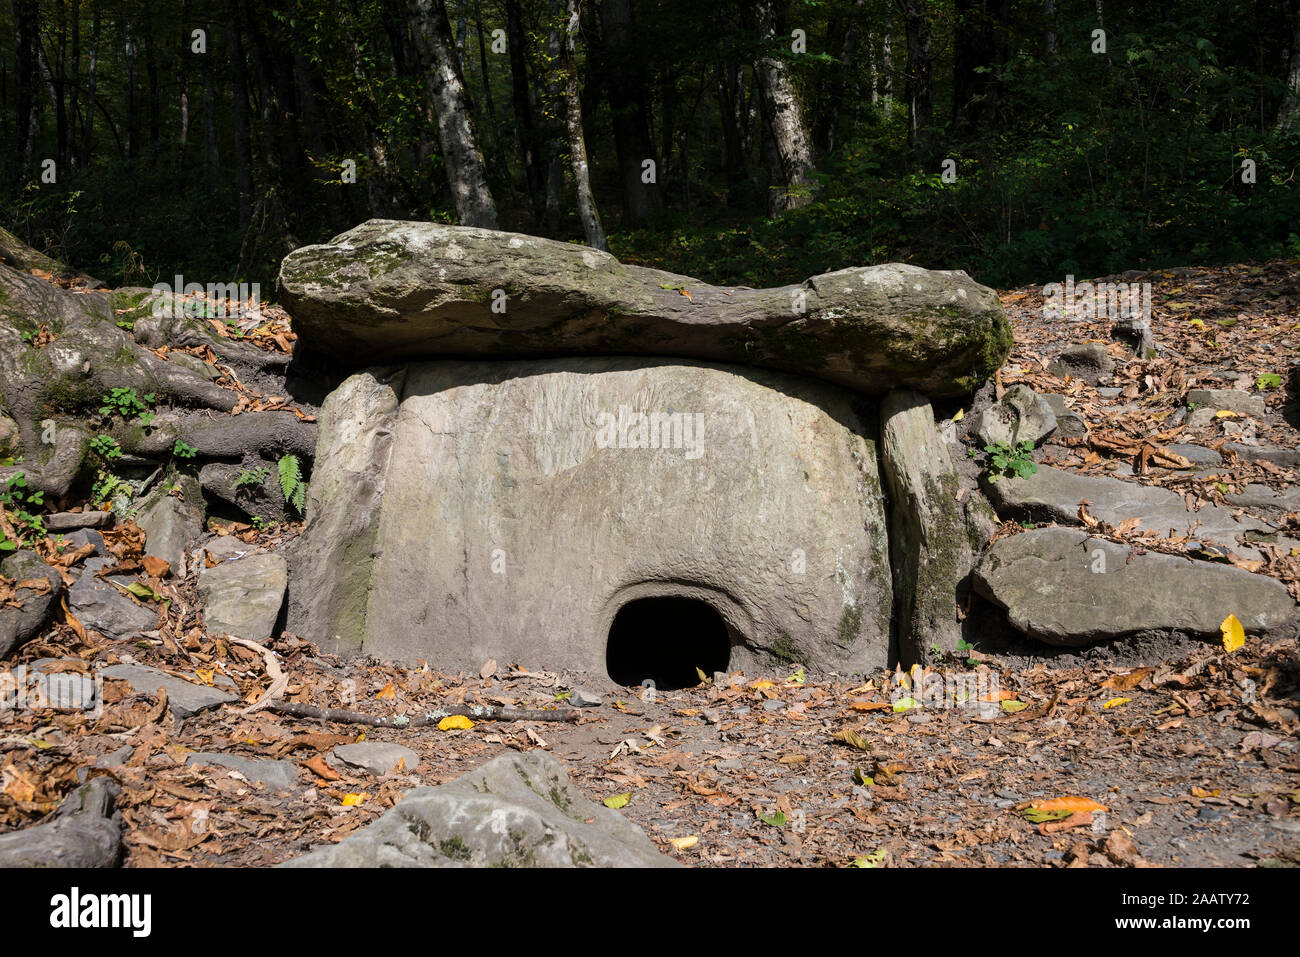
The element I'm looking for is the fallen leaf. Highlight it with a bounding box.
[852,848,888,867]
[831,729,872,751]
[667,835,698,850]
[1036,796,1108,813]
[340,792,368,806]
[438,715,474,731]
[1103,697,1131,709]
[376,682,396,700]
[141,555,171,578]
[603,793,631,809]
[480,658,498,679]
[1220,614,1245,653]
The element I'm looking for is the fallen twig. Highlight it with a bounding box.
[261,699,581,727]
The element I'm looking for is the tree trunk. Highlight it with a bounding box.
[717,61,746,203]
[505,0,544,211]
[752,0,817,215]
[407,0,499,228]
[559,0,605,249]
[598,0,661,226]
[125,16,139,161]
[225,0,253,228]
[69,0,80,170]
[82,0,100,163]
[897,0,934,162]
[1278,0,1300,132]
[203,45,219,172]
[13,0,40,176]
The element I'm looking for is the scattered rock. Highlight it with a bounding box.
[569,689,603,708]
[1049,343,1116,384]
[0,550,62,659]
[198,552,287,640]
[280,750,679,868]
[1040,394,1088,438]
[0,408,18,458]
[1112,315,1155,356]
[982,465,1267,545]
[278,220,1011,398]
[880,390,978,661]
[99,663,237,718]
[1186,388,1266,418]
[328,742,420,776]
[0,777,122,867]
[975,384,1058,448]
[134,477,204,573]
[187,752,300,789]
[67,557,159,641]
[43,510,112,532]
[1225,485,1300,514]
[199,458,291,524]
[1223,444,1300,469]
[1164,443,1222,466]
[202,535,254,562]
[973,527,1298,646]
[1096,387,1123,399]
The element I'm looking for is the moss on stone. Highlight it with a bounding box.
[770,633,811,667]
[438,835,472,861]
[836,604,864,649]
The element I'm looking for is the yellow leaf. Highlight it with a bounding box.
[1214,409,1237,418]
[438,715,475,730]
[603,793,631,809]
[376,682,396,700]
[668,835,698,850]
[832,729,873,751]
[750,679,776,689]
[892,696,918,712]
[341,792,368,806]
[1188,318,1206,328]
[195,668,214,686]
[779,753,808,764]
[952,409,964,421]
[1221,614,1245,653]
[1104,697,1131,709]
[1001,699,1028,713]
[1035,795,1108,813]
[852,848,887,868]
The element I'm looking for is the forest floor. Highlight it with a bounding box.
[2,260,1299,868]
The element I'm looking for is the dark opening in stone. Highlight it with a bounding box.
[605,596,731,690]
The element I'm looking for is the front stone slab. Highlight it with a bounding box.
[288,358,892,675]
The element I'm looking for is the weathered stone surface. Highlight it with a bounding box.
[880,391,977,661]
[43,510,112,532]
[328,742,420,776]
[982,465,1267,545]
[187,752,300,789]
[100,663,237,718]
[1165,443,1222,466]
[1041,393,1088,438]
[1225,484,1300,514]
[1186,388,1266,418]
[277,220,1011,398]
[0,777,122,867]
[1049,343,1116,383]
[0,408,18,457]
[135,477,204,572]
[199,553,287,639]
[974,527,1298,646]
[280,750,679,868]
[67,557,158,641]
[0,550,62,659]
[199,458,290,523]
[288,359,892,674]
[975,384,1058,448]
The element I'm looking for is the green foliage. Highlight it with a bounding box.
[981,441,1038,483]
[956,638,978,669]
[99,387,155,421]
[278,454,306,515]
[0,473,46,551]
[89,434,123,461]
[1256,372,1283,391]
[91,470,132,510]
[172,440,198,460]
[234,466,271,490]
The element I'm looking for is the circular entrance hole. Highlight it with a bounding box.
[605,596,732,690]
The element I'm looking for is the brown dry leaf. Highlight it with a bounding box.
[302,754,340,781]
[1035,795,1108,813]
[1104,830,1146,866]
[375,682,396,701]
[850,700,892,711]
[141,555,171,578]
[1038,810,1094,834]
[1101,668,1155,691]
[831,729,873,752]
[479,658,498,680]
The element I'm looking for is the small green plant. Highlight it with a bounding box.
[99,386,154,420]
[278,454,306,515]
[20,330,35,344]
[234,466,271,490]
[981,441,1037,482]
[172,439,198,459]
[956,638,978,668]
[89,434,123,461]
[0,472,46,551]
[1256,372,1283,391]
[91,471,132,509]
[250,515,270,531]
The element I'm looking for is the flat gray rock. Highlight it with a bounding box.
[1186,388,1266,418]
[187,752,299,789]
[199,552,287,639]
[982,465,1267,545]
[975,384,1058,448]
[277,220,1011,398]
[1041,394,1088,438]
[43,510,112,532]
[0,777,122,867]
[279,750,680,868]
[974,527,1298,646]
[329,742,420,776]
[1165,443,1222,466]
[1049,343,1116,383]
[66,557,157,641]
[135,477,204,572]
[0,550,62,659]
[99,663,236,718]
